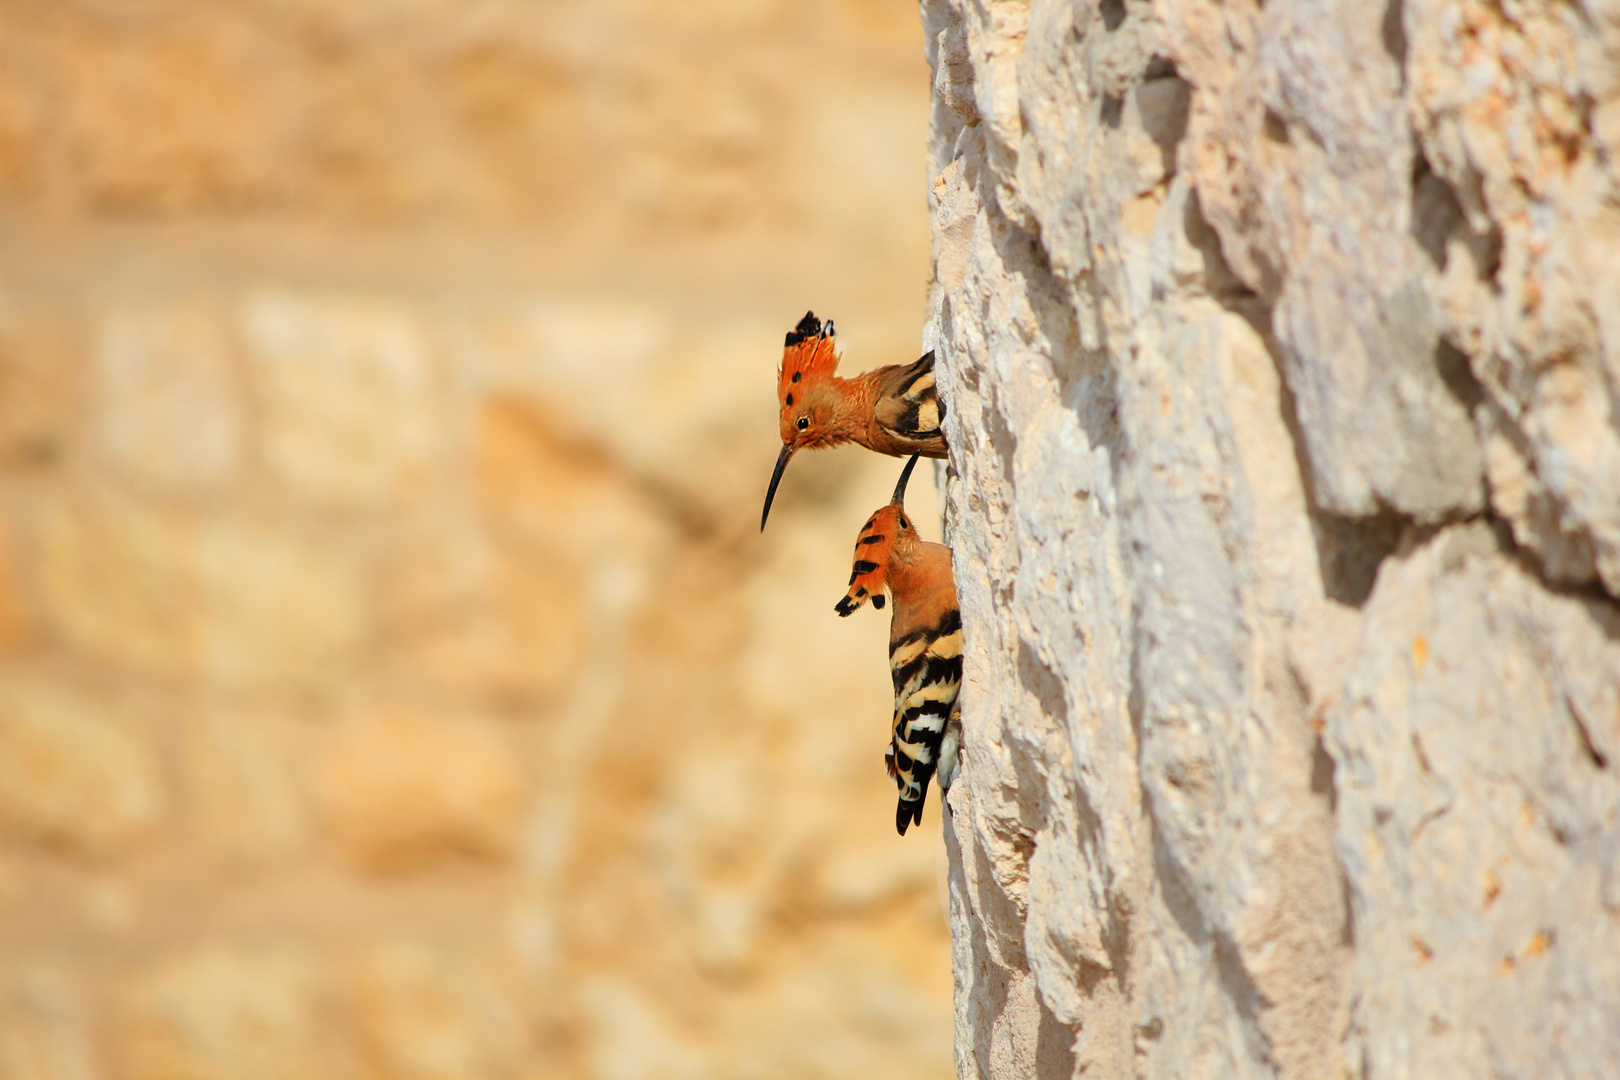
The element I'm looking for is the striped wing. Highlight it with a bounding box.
[886,608,963,834]
[873,351,944,446]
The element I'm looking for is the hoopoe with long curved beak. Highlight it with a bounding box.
[760,312,947,530]
[835,454,962,835]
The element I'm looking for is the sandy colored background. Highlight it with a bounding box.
[0,2,953,1077]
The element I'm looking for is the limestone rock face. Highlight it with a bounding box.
[923,1,1620,1076]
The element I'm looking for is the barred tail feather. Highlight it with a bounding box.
[896,785,927,836]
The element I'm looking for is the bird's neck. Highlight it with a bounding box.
[829,372,880,442]
[886,540,952,609]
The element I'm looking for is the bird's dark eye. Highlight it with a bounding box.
[899,516,909,529]
[797,417,809,430]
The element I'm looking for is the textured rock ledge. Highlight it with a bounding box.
[923,0,1620,1076]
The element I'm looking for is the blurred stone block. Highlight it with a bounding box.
[93,302,244,495]
[115,946,330,1080]
[0,298,81,469]
[351,942,526,1080]
[0,965,100,1080]
[443,44,588,216]
[241,292,442,508]
[0,680,163,855]
[180,709,309,867]
[0,523,29,653]
[316,710,524,872]
[0,5,950,1075]
[37,497,365,689]
[188,516,367,689]
[457,301,784,521]
[59,29,285,213]
[816,836,937,913]
[0,59,41,197]
[382,525,586,704]
[579,978,708,1080]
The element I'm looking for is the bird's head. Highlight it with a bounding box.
[761,311,843,530]
[835,454,922,617]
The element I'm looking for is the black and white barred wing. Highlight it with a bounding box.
[873,351,943,442]
[886,609,962,835]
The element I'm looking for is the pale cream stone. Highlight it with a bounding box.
[923,0,1620,1074]
[179,708,309,866]
[350,942,526,1080]
[188,515,367,690]
[115,946,327,1080]
[36,495,365,689]
[0,680,163,855]
[0,966,100,1080]
[241,291,443,508]
[36,495,186,679]
[93,301,244,494]
[316,710,524,872]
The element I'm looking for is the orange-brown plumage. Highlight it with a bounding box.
[835,455,962,835]
[761,312,948,530]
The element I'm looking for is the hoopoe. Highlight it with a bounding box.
[835,454,962,835]
[760,312,947,530]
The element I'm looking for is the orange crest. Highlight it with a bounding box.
[835,505,901,617]
[777,311,840,420]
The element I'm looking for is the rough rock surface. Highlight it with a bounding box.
[923,0,1620,1076]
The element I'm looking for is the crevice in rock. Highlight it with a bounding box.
[1013,642,1068,829]
[1309,734,1337,814]
[974,819,1035,964]
[1566,693,1609,770]
[1018,636,1136,988]
[1211,930,1272,1061]
[1434,338,1485,414]
[1187,190,1429,606]
[1262,109,1291,146]
[1381,0,1407,84]
[966,904,1017,1080]
[1412,148,1505,285]
[1321,513,1432,606]
[1465,392,1620,606]
[984,198,1117,458]
[1100,0,1126,33]
[1410,147,1465,272]
[1138,76,1192,178]
[1482,500,1620,613]
[1184,190,1258,305]
[1101,93,1124,130]
[1339,874,1357,948]
[1278,343,1408,605]
[985,389,1021,494]
[1144,55,1178,82]
[1034,998,1080,1078]
[1145,807,1274,1068]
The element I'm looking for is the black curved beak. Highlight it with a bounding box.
[760,443,795,531]
[890,452,922,505]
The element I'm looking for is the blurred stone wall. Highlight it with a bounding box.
[923,0,1620,1077]
[0,3,957,1078]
